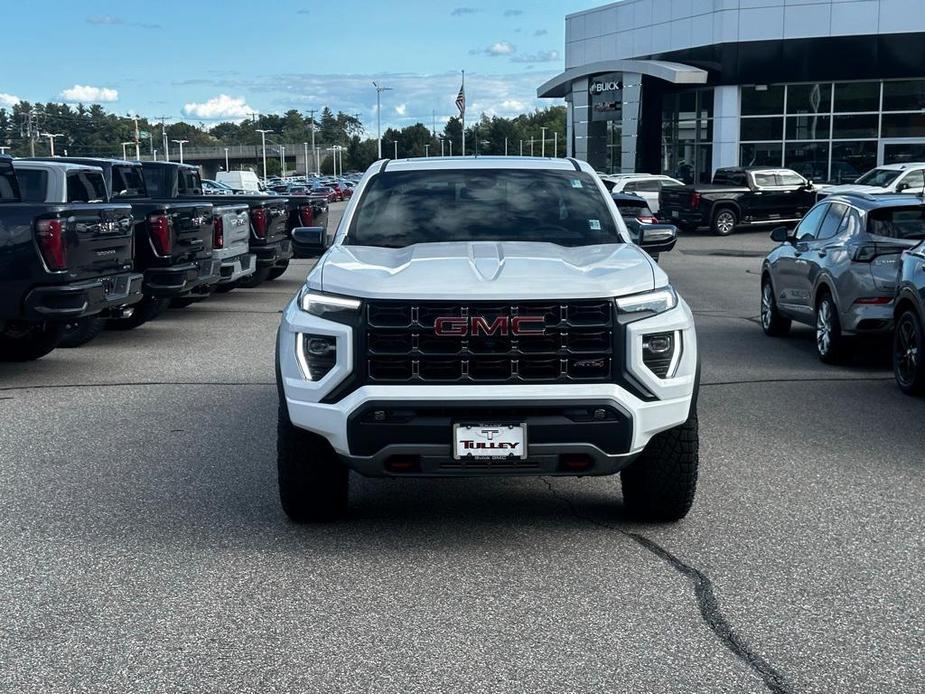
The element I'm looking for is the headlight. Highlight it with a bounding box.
[298,287,361,317]
[614,286,678,316]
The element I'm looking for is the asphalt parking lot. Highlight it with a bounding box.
[1,203,922,693]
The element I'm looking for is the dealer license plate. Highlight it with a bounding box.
[453,423,527,460]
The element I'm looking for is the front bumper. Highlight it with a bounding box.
[253,239,293,268]
[143,258,222,297]
[277,296,698,477]
[23,271,144,321]
[218,252,257,284]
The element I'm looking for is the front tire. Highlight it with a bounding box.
[815,291,847,364]
[761,277,791,336]
[621,415,699,522]
[894,309,925,395]
[59,317,105,348]
[277,401,349,522]
[0,322,64,361]
[711,208,737,236]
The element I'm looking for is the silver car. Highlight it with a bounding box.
[760,193,925,363]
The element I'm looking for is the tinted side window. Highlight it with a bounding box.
[67,172,108,202]
[795,203,829,241]
[713,170,747,186]
[178,169,203,195]
[16,169,49,202]
[816,202,847,240]
[777,172,806,187]
[142,166,165,197]
[753,173,776,187]
[111,165,146,197]
[868,207,925,240]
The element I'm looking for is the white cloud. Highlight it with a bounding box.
[394,103,407,116]
[511,49,560,64]
[485,41,515,56]
[0,92,21,107]
[59,84,119,102]
[500,99,527,111]
[182,94,254,121]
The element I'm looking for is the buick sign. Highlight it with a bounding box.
[590,79,623,94]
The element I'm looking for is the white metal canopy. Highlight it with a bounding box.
[537,59,709,98]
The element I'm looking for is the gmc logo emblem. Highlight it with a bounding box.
[433,316,546,337]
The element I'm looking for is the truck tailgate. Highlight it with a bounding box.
[659,186,695,212]
[166,202,213,262]
[214,203,250,257]
[43,203,135,280]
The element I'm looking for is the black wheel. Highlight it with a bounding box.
[0,322,64,361]
[265,261,290,281]
[234,266,272,288]
[277,401,349,522]
[621,415,699,522]
[760,276,791,336]
[893,309,925,396]
[106,296,169,330]
[59,317,105,348]
[815,291,847,364]
[711,208,737,236]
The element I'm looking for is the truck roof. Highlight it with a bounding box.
[870,162,925,171]
[378,156,591,174]
[12,160,104,174]
[144,160,197,171]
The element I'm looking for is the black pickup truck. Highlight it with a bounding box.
[30,156,220,329]
[141,162,291,286]
[0,155,142,360]
[658,167,816,236]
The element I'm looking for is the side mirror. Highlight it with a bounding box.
[897,182,909,192]
[639,223,677,255]
[770,226,790,243]
[291,226,327,257]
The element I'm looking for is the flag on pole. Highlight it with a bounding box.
[455,81,466,115]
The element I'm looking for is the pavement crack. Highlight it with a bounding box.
[540,478,793,694]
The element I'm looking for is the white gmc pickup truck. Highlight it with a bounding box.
[276,157,699,522]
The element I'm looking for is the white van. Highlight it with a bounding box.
[216,170,264,194]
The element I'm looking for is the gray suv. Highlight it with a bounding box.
[760,193,925,362]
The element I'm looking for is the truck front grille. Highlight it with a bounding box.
[365,300,614,384]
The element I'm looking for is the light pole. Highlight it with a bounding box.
[541,127,548,157]
[280,145,286,175]
[303,142,308,176]
[121,141,134,160]
[504,137,508,156]
[439,137,445,157]
[172,139,188,164]
[224,147,230,170]
[0,146,8,154]
[255,129,273,181]
[529,138,535,156]
[43,133,64,157]
[153,149,158,161]
[519,140,523,156]
[424,144,430,158]
[448,140,452,157]
[372,81,393,159]
[327,147,336,176]
[393,141,398,159]
[554,131,558,157]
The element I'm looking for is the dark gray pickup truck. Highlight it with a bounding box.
[0,155,142,360]
[658,167,817,236]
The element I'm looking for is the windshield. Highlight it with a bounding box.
[346,169,621,248]
[856,168,902,187]
[868,206,925,240]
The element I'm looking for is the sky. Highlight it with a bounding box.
[0,0,595,134]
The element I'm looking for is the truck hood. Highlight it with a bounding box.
[313,242,661,300]
[820,184,883,195]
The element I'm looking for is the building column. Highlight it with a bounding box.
[571,77,590,162]
[620,72,642,173]
[565,94,574,158]
[712,86,740,173]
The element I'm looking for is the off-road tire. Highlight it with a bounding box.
[277,401,349,522]
[815,291,847,364]
[0,322,64,361]
[894,308,925,396]
[235,265,272,289]
[621,415,699,522]
[106,297,169,331]
[266,261,290,281]
[761,276,791,336]
[59,317,105,348]
[711,208,737,236]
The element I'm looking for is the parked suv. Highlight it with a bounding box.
[893,240,925,394]
[600,173,683,214]
[276,157,698,522]
[820,163,925,198]
[760,193,925,362]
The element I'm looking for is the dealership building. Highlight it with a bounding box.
[538,0,925,183]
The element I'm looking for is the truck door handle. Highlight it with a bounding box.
[817,249,827,258]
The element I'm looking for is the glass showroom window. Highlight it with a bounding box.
[662,89,713,183]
